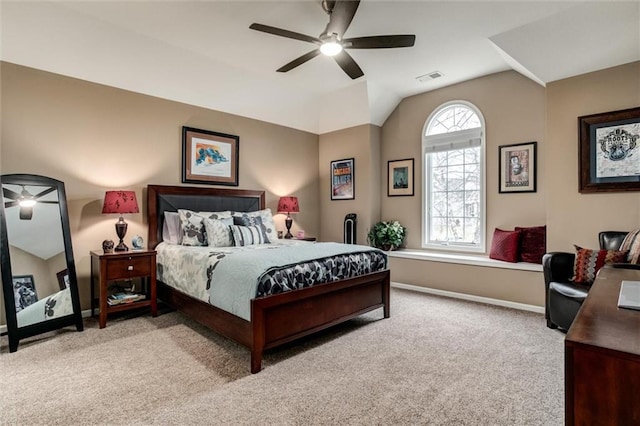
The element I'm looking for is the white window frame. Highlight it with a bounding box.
[421,100,486,253]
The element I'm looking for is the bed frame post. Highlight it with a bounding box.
[251,302,266,374]
[383,272,391,319]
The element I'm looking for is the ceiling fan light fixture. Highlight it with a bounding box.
[18,198,36,208]
[320,41,342,56]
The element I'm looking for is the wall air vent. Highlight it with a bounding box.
[416,71,444,83]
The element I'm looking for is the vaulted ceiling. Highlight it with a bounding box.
[1,1,639,134]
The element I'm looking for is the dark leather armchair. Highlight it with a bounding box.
[542,231,628,331]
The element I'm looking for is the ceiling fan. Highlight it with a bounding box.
[3,186,58,220]
[249,0,416,80]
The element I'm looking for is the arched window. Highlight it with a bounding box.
[422,101,486,252]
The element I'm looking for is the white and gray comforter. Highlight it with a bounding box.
[156,241,387,321]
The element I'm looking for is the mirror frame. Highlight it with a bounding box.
[1,174,83,351]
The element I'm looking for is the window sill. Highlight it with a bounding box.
[387,249,543,272]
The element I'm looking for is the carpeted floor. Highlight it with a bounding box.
[0,288,564,425]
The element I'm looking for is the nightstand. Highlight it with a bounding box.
[90,249,157,328]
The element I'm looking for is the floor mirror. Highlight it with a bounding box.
[1,174,83,352]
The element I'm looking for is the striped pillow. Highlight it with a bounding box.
[620,229,640,264]
[571,246,628,283]
[230,225,267,247]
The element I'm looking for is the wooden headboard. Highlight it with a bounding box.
[147,185,266,249]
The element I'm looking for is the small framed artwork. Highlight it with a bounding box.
[388,158,414,196]
[56,269,70,290]
[12,275,37,312]
[578,107,640,193]
[331,158,355,200]
[182,126,239,186]
[499,141,537,193]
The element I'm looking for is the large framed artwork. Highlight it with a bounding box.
[388,158,414,196]
[182,126,240,186]
[498,141,537,193]
[331,158,355,200]
[12,275,37,312]
[579,107,640,193]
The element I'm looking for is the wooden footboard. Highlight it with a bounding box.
[157,269,390,373]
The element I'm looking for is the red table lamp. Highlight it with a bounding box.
[277,196,299,239]
[102,190,139,251]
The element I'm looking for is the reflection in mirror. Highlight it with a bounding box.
[1,174,83,352]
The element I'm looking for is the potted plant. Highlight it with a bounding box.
[367,220,407,251]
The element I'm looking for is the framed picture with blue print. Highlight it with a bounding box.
[579,107,640,193]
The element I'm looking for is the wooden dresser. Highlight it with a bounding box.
[565,266,640,425]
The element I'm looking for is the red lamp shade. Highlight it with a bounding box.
[277,196,300,214]
[102,191,139,252]
[102,190,139,214]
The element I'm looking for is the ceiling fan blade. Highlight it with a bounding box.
[333,50,364,79]
[3,187,21,200]
[32,186,56,199]
[324,0,360,37]
[277,49,322,73]
[250,23,320,45]
[4,200,19,208]
[38,201,59,204]
[345,35,416,49]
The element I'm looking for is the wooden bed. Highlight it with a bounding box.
[147,184,390,373]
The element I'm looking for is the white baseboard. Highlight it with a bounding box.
[1,309,94,335]
[391,281,544,314]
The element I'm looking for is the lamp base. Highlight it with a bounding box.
[284,215,293,239]
[114,216,129,252]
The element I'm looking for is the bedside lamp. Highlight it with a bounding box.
[277,196,299,239]
[102,190,139,252]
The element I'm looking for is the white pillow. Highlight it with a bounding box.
[178,209,232,246]
[232,208,277,243]
[230,225,268,247]
[203,217,234,247]
[162,211,182,245]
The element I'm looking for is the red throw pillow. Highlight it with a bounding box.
[572,246,628,283]
[515,225,546,264]
[489,228,522,263]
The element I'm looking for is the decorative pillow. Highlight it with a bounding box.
[233,215,270,243]
[572,246,628,283]
[232,209,276,243]
[178,209,232,246]
[162,211,182,245]
[515,225,546,264]
[489,228,522,263]
[229,225,268,247]
[203,217,234,247]
[620,228,640,264]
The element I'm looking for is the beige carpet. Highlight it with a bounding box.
[0,288,564,425]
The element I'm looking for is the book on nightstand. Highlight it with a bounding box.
[618,281,640,311]
[107,292,145,306]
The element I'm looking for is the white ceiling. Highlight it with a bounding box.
[1,1,639,134]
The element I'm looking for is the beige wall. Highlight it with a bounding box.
[382,70,548,250]
[546,62,640,251]
[319,124,381,244]
[1,61,320,310]
[380,71,547,306]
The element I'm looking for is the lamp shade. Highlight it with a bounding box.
[277,196,299,214]
[102,190,139,214]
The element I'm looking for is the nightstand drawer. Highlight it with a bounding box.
[106,256,152,280]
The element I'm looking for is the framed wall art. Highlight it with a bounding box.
[499,141,537,193]
[578,107,640,193]
[57,269,70,290]
[331,158,355,200]
[12,275,37,312]
[388,158,414,196]
[182,126,239,186]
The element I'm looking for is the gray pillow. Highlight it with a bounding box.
[162,211,182,245]
[203,217,234,247]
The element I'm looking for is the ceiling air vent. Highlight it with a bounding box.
[416,71,444,83]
